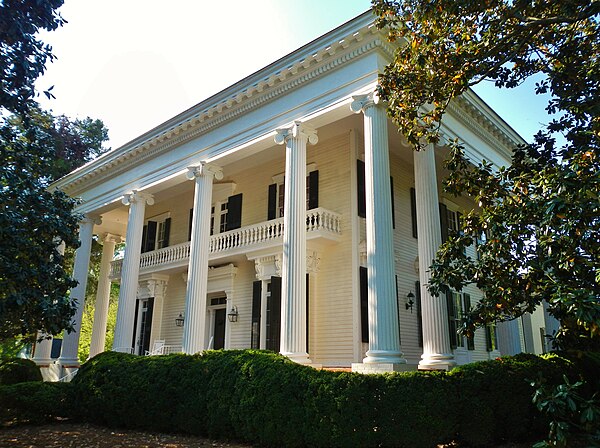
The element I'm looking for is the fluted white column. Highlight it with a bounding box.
[89,233,120,358]
[351,92,405,365]
[497,319,522,355]
[275,121,318,364]
[59,215,99,368]
[113,191,154,352]
[182,163,223,354]
[414,144,455,370]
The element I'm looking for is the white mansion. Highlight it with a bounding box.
[34,10,554,378]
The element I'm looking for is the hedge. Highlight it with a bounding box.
[0,357,42,385]
[0,381,71,424]
[1,351,595,447]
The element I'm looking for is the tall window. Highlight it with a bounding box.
[190,193,242,240]
[142,213,170,253]
[268,167,318,220]
[447,290,475,350]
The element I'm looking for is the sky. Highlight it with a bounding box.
[35,0,552,150]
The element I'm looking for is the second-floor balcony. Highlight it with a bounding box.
[109,207,342,279]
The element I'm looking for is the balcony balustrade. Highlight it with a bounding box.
[110,207,341,279]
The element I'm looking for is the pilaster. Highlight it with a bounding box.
[275,121,318,364]
[350,91,405,367]
[413,144,455,370]
[113,191,154,353]
[182,163,223,354]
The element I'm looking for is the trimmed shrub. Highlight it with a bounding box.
[0,381,71,424]
[448,353,575,446]
[70,350,582,447]
[0,357,43,385]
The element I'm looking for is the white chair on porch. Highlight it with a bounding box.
[146,339,165,356]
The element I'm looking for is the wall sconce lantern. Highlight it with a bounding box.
[227,306,239,323]
[175,313,185,327]
[406,291,415,313]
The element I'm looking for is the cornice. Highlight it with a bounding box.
[55,15,389,197]
[445,93,523,161]
[53,10,521,197]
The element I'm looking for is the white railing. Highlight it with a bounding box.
[110,207,341,277]
[146,345,182,356]
[58,369,78,383]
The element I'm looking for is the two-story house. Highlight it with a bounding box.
[34,10,551,379]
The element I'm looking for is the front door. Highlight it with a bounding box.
[213,308,226,350]
[133,298,154,355]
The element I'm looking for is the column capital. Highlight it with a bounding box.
[101,232,123,244]
[122,190,154,206]
[274,121,318,146]
[81,213,102,226]
[186,162,224,181]
[350,90,382,114]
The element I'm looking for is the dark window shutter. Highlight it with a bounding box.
[390,176,395,229]
[485,325,494,352]
[141,225,148,253]
[360,266,368,343]
[251,281,262,349]
[131,299,139,350]
[357,159,366,218]
[308,170,319,210]
[306,274,310,352]
[446,290,457,349]
[188,209,193,241]
[50,338,62,359]
[410,188,418,238]
[439,203,449,243]
[145,221,157,252]
[269,276,282,352]
[142,298,154,354]
[463,293,475,350]
[226,193,243,231]
[395,275,400,344]
[163,218,171,247]
[416,281,423,347]
[268,184,277,220]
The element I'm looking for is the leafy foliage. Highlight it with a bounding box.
[532,374,600,447]
[372,0,600,349]
[0,0,66,115]
[65,350,581,447]
[0,381,71,424]
[0,110,110,343]
[0,357,42,385]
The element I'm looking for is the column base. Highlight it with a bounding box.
[282,351,315,365]
[418,353,456,371]
[363,349,406,364]
[32,358,53,366]
[352,362,415,374]
[39,363,61,382]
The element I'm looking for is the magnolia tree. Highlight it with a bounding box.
[372,0,599,350]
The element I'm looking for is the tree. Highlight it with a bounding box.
[0,110,110,344]
[0,113,79,342]
[0,0,66,115]
[372,0,599,349]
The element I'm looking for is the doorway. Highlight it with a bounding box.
[133,298,154,355]
[213,308,226,350]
